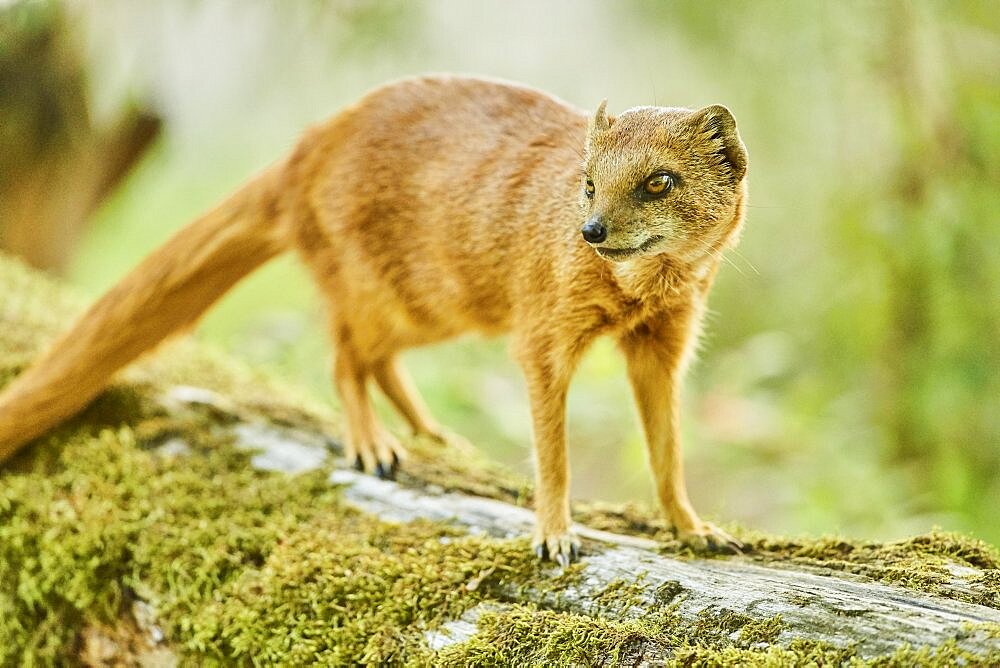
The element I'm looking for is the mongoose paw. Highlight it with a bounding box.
[347,431,405,481]
[418,427,477,456]
[374,460,395,480]
[532,530,581,568]
[675,522,743,555]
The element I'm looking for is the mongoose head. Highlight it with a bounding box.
[581,101,747,264]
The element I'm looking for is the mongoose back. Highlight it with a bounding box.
[0,75,748,564]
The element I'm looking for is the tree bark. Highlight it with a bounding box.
[148,385,1000,662]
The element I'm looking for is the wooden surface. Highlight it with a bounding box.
[211,383,1000,660]
[110,385,1000,663]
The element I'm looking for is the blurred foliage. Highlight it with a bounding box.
[618,0,1000,542]
[0,1,82,173]
[0,1,160,271]
[3,1,995,543]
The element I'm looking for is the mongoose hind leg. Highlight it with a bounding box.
[371,355,443,440]
[332,345,406,480]
[371,355,477,455]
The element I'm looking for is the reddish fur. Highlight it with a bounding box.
[0,75,748,563]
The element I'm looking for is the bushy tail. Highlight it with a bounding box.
[0,162,291,461]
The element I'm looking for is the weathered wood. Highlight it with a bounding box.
[324,468,1000,656]
[158,385,1000,661]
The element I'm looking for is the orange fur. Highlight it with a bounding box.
[0,75,748,564]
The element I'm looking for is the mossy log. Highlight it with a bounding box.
[2,253,998,665]
[160,386,1000,663]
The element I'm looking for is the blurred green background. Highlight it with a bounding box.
[3,1,998,544]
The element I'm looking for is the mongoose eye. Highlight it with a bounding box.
[644,173,674,197]
[584,178,595,199]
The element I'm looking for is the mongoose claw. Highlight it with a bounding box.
[374,461,395,480]
[532,530,581,568]
[677,523,743,555]
[346,430,407,479]
[716,535,745,555]
[421,428,477,456]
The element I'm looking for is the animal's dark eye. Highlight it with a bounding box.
[644,173,674,197]
[584,178,595,198]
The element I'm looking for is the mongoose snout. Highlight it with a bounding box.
[580,216,608,243]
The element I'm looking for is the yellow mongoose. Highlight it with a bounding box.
[0,75,748,565]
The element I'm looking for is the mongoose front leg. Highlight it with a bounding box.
[518,342,582,567]
[621,316,742,554]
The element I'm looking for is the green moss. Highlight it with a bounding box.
[396,432,531,506]
[970,571,1000,608]
[434,605,673,667]
[574,500,1000,610]
[670,639,857,667]
[2,251,999,665]
[183,523,544,664]
[0,253,576,663]
[592,574,649,617]
[440,610,1000,667]
[737,614,785,646]
[655,579,685,605]
[435,603,796,666]
[739,530,1000,609]
[435,590,794,666]
[0,412,563,665]
[1,423,326,663]
[863,640,1000,667]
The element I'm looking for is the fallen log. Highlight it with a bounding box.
[2,254,998,665]
[220,402,1000,663]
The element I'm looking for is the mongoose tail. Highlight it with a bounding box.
[0,162,290,461]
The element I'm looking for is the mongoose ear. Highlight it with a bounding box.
[589,99,612,135]
[688,104,747,182]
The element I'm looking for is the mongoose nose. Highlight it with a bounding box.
[581,219,607,244]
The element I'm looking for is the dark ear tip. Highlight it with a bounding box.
[700,104,737,126]
[691,104,747,181]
